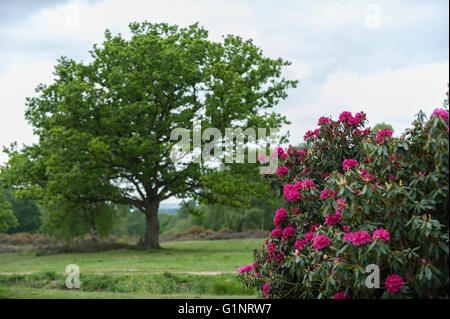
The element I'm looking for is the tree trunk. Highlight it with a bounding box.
[142,201,161,249]
[90,225,98,242]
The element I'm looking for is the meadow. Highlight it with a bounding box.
[0,238,264,299]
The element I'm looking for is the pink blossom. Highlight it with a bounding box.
[263,283,271,298]
[284,184,301,202]
[303,179,315,189]
[431,108,449,124]
[277,166,289,177]
[351,231,371,246]
[372,228,390,242]
[310,224,319,232]
[342,225,350,232]
[385,274,404,294]
[273,208,288,228]
[283,225,296,239]
[305,232,315,243]
[271,228,282,238]
[313,235,331,250]
[339,111,353,123]
[361,168,375,182]
[376,128,393,144]
[295,239,307,251]
[237,264,253,273]
[418,171,426,177]
[318,116,330,126]
[325,211,342,226]
[336,198,347,211]
[333,291,350,299]
[320,188,335,199]
[343,232,355,242]
[342,159,358,171]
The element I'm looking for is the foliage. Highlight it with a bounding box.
[239,104,449,299]
[40,202,121,242]
[0,189,18,233]
[3,189,42,234]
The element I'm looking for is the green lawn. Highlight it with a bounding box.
[0,238,264,299]
[0,239,263,274]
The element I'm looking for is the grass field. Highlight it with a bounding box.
[0,238,264,299]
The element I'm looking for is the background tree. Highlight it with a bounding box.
[373,122,394,134]
[3,189,42,234]
[1,21,297,249]
[40,201,121,242]
[0,188,18,233]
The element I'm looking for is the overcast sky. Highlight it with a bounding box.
[0,0,448,204]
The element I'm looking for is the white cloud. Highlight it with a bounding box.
[285,61,449,140]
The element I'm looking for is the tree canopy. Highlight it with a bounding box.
[1,21,297,248]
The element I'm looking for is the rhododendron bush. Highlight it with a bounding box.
[238,106,449,299]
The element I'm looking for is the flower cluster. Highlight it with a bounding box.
[385,274,404,294]
[375,128,393,144]
[342,159,358,171]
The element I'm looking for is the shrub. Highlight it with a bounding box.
[239,107,449,299]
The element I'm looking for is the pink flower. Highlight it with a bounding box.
[238,264,253,273]
[277,166,289,177]
[303,179,315,189]
[372,228,390,242]
[325,211,342,226]
[336,198,347,211]
[318,116,330,126]
[339,111,353,123]
[343,232,355,242]
[273,146,285,156]
[263,283,271,298]
[320,188,335,199]
[271,228,282,238]
[295,239,307,251]
[376,128,393,144]
[342,225,350,232]
[273,208,288,228]
[294,181,305,190]
[361,168,375,182]
[283,225,296,239]
[310,224,319,232]
[342,159,359,171]
[388,175,396,182]
[267,242,277,255]
[284,184,301,202]
[297,148,307,159]
[351,231,371,246]
[305,232,315,243]
[385,274,404,294]
[303,129,320,141]
[431,108,449,124]
[418,171,426,177]
[333,291,350,299]
[292,207,300,215]
[313,235,331,250]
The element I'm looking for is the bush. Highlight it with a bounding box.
[238,107,449,299]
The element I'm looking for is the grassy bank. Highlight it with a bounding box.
[0,238,264,299]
